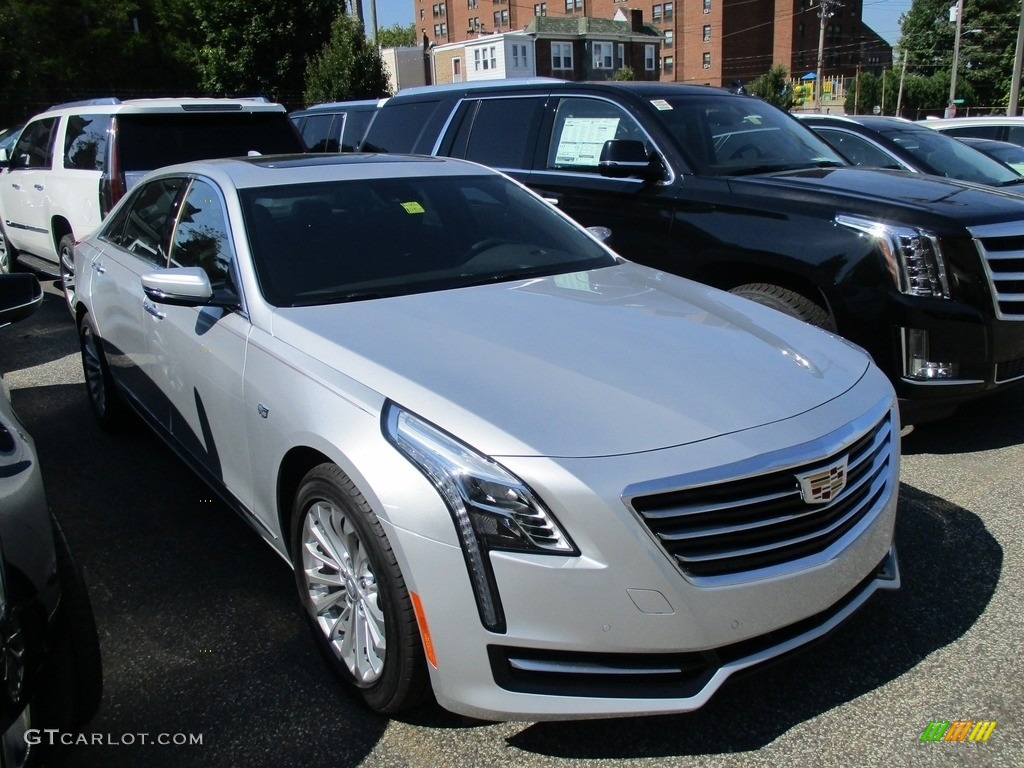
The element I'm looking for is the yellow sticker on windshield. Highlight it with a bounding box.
[401,201,425,214]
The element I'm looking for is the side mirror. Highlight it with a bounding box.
[142,266,214,307]
[0,148,8,164]
[0,273,43,326]
[586,226,612,243]
[142,267,238,308]
[599,140,662,181]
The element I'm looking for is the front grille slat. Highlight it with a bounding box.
[672,466,889,565]
[657,445,888,544]
[628,409,894,579]
[968,223,1024,320]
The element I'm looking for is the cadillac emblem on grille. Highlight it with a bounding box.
[796,456,849,504]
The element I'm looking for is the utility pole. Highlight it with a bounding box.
[896,49,908,116]
[1010,0,1024,115]
[815,0,842,111]
[948,0,965,115]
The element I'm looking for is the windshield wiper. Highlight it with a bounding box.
[455,266,563,289]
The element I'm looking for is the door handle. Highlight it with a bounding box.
[143,300,165,320]
[10,183,20,190]
[90,261,106,274]
[33,184,43,191]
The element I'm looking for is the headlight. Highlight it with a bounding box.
[836,215,950,298]
[382,402,577,633]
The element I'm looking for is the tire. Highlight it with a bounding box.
[78,312,127,431]
[0,228,13,274]
[59,234,76,316]
[729,282,836,331]
[291,464,428,714]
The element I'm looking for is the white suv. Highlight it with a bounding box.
[0,97,304,307]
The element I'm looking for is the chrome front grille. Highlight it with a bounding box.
[626,408,895,579]
[969,222,1024,320]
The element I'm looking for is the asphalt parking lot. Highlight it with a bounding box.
[3,281,1022,768]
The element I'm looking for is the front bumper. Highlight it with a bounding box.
[381,375,900,720]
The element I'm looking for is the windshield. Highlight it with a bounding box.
[644,94,845,176]
[240,174,617,307]
[881,125,1022,185]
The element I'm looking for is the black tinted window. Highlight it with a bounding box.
[115,112,303,171]
[103,177,186,266]
[361,102,442,153]
[11,117,57,169]
[448,98,543,170]
[299,113,340,152]
[64,114,109,171]
[170,180,234,290]
[343,110,375,151]
[942,126,999,140]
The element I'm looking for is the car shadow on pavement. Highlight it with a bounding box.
[11,382,390,768]
[902,384,1024,455]
[504,482,1001,759]
[0,286,77,373]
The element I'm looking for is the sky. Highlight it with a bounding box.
[364,0,911,47]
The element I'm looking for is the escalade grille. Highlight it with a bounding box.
[970,224,1024,320]
[627,410,894,579]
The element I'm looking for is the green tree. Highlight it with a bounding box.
[900,0,1018,110]
[611,66,635,82]
[376,22,417,48]
[747,65,793,110]
[187,0,338,103]
[304,11,390,104]
[0,0,199,124]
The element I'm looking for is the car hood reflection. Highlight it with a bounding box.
[271,263,870,458]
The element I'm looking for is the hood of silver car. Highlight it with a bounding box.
[271,263,871,458]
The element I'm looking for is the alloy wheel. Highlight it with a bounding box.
[300,500,386,685]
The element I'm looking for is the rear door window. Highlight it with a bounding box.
[102,177,186,266]
[445,97,544,170]
[64,114,109,171]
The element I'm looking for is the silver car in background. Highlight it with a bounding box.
[71,153,900,720]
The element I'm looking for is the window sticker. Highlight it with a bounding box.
[401,201,425,214]
[650,99,673,111]
[554,272,594,292]
[554,117,620,167]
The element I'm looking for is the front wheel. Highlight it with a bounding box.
[59,234,76,316]
[729,282,836,331]
[291,464,428,714]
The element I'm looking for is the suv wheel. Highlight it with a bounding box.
[730,283,836,331]
[59,234,76,315]
[0,229,12,274]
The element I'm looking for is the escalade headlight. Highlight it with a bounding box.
[383,402,577,633]
[836,215,950,298]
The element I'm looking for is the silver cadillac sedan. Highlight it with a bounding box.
[72,153,900,721]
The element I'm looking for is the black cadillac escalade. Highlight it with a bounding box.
[361,80,1024,424]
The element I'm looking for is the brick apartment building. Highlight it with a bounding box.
[415,0,891,88]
